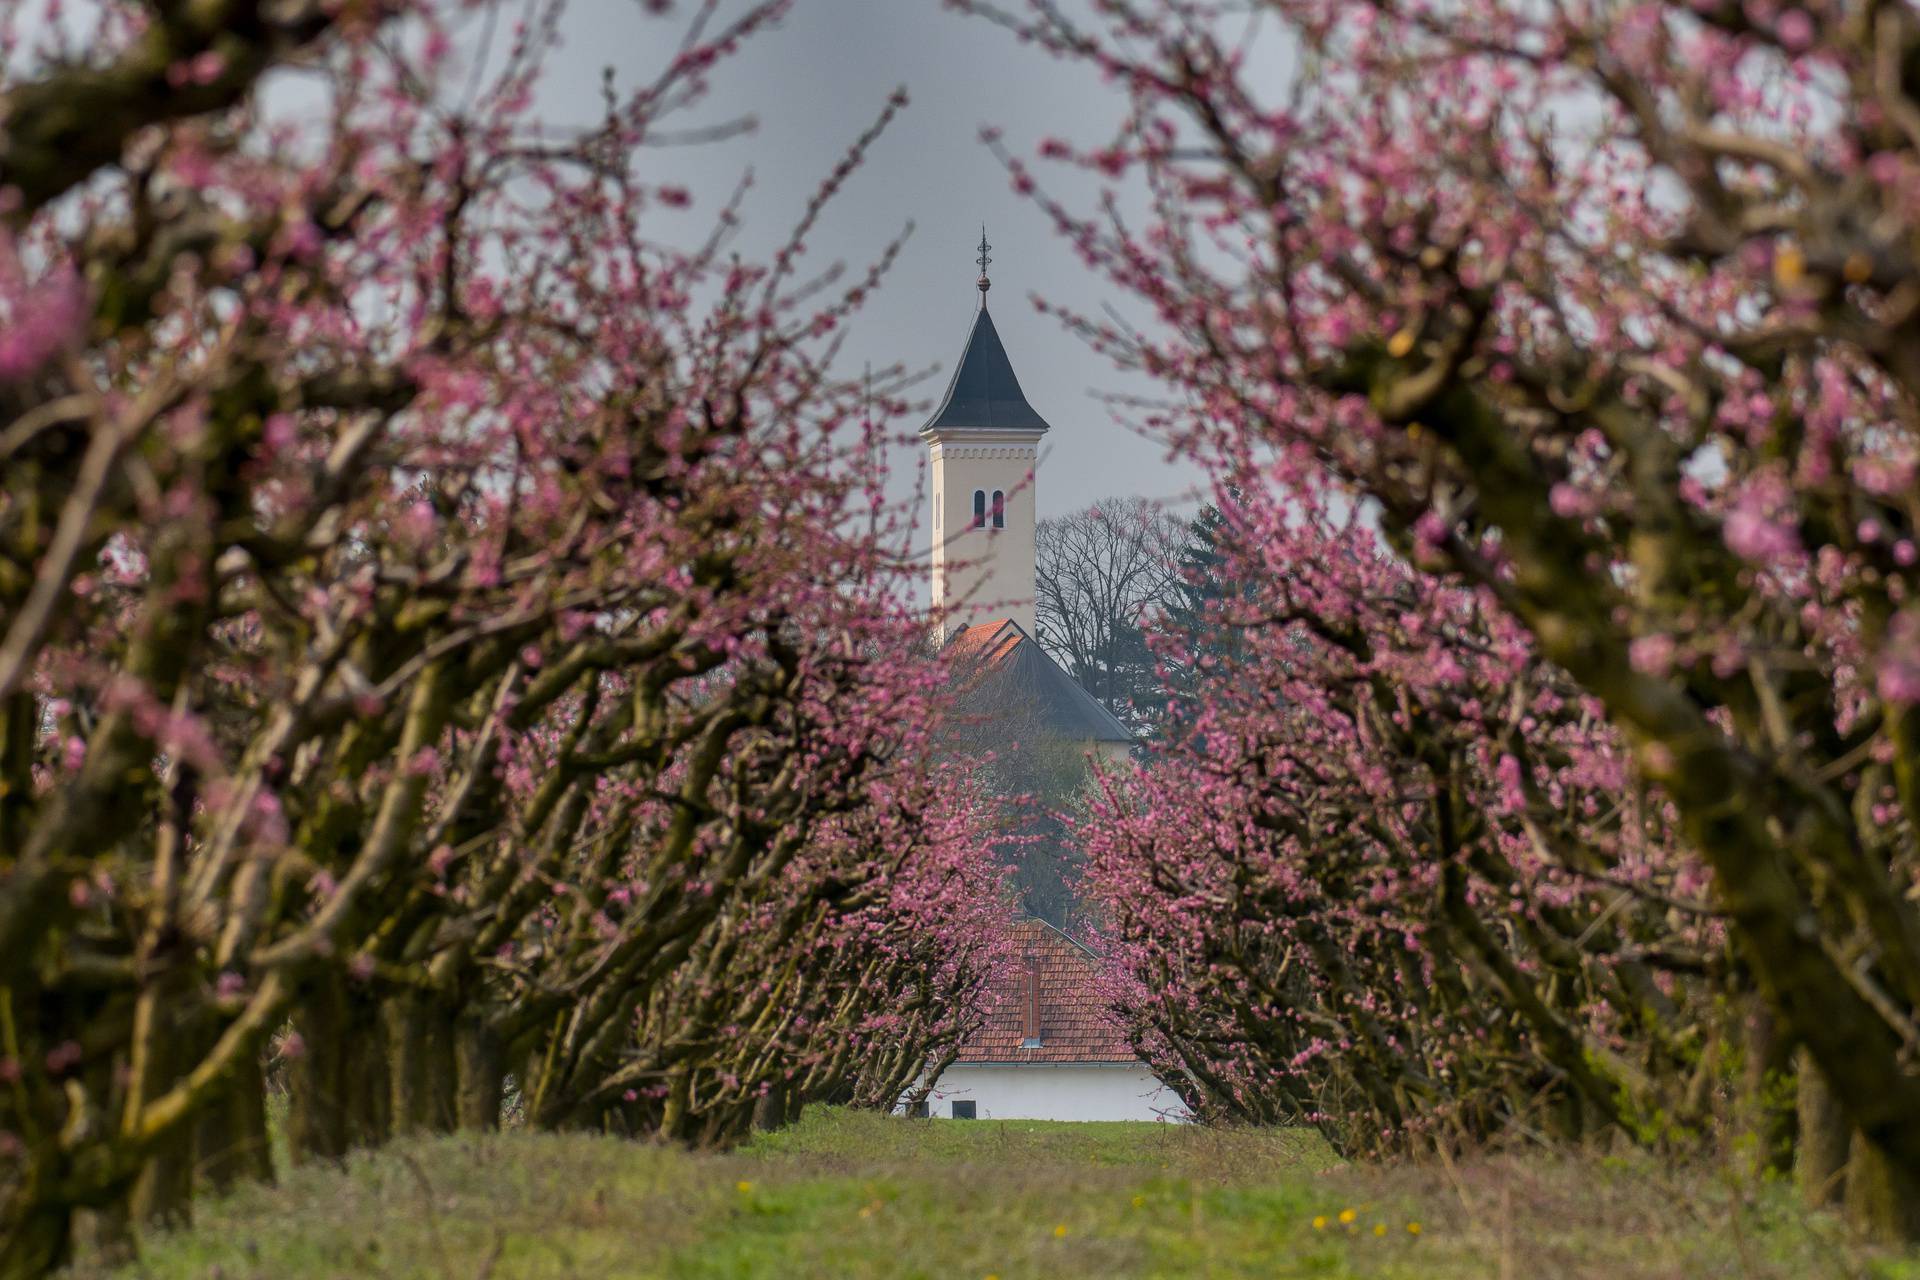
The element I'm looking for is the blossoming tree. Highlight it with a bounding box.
[974,0,1920,1237]
[0,4,1004,1274]
[1082,483,1726,1159]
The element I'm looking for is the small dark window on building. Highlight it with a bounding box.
[991,489,1005,529]
[972,489,987,528]
[951,1100,977,1120]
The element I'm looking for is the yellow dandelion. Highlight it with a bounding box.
[734,1180,753,1193]
[1312,1215,1328,1230]
[1373,1223,1388,1237]
[1131,1195,1146,1209]
[1774,244,1806,288]
[1387,329,1416,358]
[1053,1224,1069,1238]
[1337,1208,1357,1225]
[1408,1221,1423,1236]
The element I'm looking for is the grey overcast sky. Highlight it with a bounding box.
[528,0,1221,546]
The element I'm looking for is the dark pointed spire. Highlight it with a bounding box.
[922,308,1051,434]
[922,232,1049,435]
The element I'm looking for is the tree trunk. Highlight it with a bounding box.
[0,1196,72,1280]
[344,1006,391,1150]
[194,1048,274,1193]
[128,985,196,1229]
[1737,996,1794,1177]
[286,973,352,1165]
[751,1079,789,1133]
[456,1016,505,1130]
[130,1127,194,1229]
[1848,1128,1920,1243]
[659,1066,691,1141]
[1798,1050,1849,1210]
[386,994,458,1135]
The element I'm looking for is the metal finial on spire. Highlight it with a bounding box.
[976,227,992,306]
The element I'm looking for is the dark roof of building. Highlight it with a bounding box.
[957,917,1139,1064]
[921,306,1051,435]
[946,618,1132,745]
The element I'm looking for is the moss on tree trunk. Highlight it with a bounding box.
[1798,1051,1849,1210]
[1849,1129,1920,1243]
[456,1016,505,1130]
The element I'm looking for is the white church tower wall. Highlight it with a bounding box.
[929,433,1040,635]
[923,233,1050,638]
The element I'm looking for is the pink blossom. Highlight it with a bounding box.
[1777,10,1815,50]
[1629,634,1677,677]
[1723,509,1799,563]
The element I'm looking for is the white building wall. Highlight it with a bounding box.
[928,433,1043,637]
[918,1063,1187,1123]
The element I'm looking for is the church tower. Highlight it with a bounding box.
[923,232,1050,636]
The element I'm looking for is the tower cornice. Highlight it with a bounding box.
[924,427,1046,447]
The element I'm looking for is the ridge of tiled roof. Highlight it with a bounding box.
[956,917,1138,1065]
[944,618,1132,744]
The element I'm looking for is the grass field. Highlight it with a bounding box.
[73,1108,1920,1279]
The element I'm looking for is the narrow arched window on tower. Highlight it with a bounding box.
[972,489,986,528]
[991,490,1006,530]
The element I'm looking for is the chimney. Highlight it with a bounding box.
[1021,952,1042,1048]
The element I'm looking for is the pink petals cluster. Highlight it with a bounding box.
[0,237,82,384]
[1078,486,1711,1152]
[0,3,1002,1267]
[979,0,1920,1173]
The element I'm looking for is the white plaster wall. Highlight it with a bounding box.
[929,433,1042,636]
[915,1063,1188,1123]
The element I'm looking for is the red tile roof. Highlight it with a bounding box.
[956,918,1139,1064]
[946,617,1026,669]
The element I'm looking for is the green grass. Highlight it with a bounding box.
[73,1108,1920,1279]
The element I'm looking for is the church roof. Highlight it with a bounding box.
[955,917,1138,1065]
[945,618,1132,745]
[921,306,1052,435]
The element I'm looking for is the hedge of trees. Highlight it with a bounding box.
[1085,493,1729,1157]
[971,0,1920,1242]
[0,7,1005,1275]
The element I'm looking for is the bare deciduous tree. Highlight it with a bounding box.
[1035,498,1184,729]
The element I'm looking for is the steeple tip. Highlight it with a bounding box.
[976,227,992,308]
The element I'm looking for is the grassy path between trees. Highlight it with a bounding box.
[71,1109,1920,1279]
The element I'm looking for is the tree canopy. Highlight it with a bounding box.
[975,0,1920,1240]
[0,7,1009,1274]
